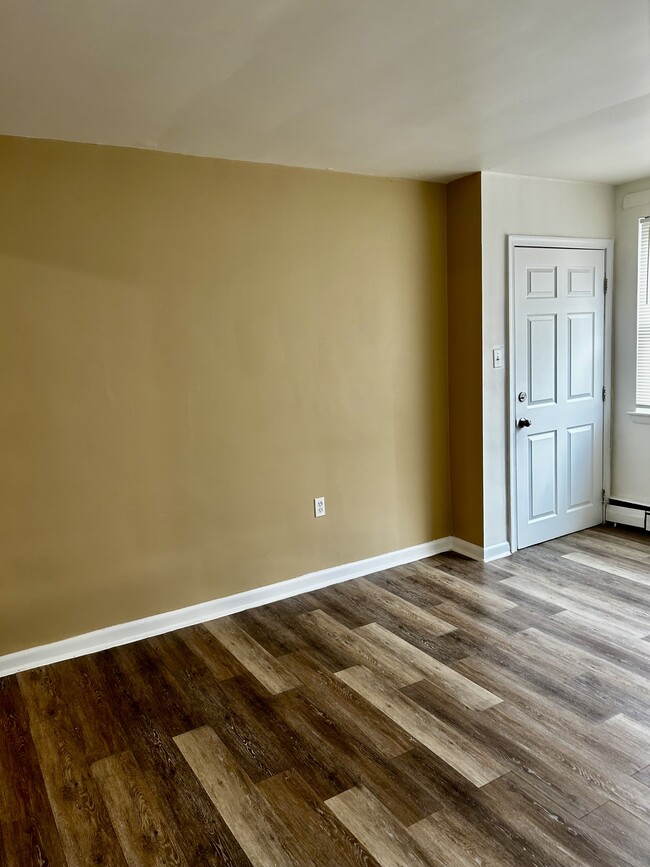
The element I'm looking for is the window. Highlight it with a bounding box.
[637,217,650,409]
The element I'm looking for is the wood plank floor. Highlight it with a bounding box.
[2,525,650,865]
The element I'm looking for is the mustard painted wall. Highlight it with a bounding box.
[0,135,449,655]
[446,173,484,547]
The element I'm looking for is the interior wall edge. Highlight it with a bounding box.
[446,172,485,548]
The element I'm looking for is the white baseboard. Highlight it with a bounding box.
[451,537,484,561]
[483,542,513,562]
[451,537,512,563]
[0,536,453,679]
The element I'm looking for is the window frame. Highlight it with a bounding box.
[635,216,650,414]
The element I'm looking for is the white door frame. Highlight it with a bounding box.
[507,235,613,554]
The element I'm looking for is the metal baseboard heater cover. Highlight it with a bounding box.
[606,499,650,531]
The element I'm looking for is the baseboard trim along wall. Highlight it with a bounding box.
[483,541,514,561]
[450,537,484,560]
[0,533,515,679]
[451,537,512,563]
[1,536,467,678]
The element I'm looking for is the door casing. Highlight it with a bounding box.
[507,235,613,554]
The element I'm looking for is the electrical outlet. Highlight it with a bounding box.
[314,497,326,518]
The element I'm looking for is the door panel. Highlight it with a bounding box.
[567,424,594,511]
[514,246,605,549]
[528,315,557,405]
[527,266,557,298]
[567,267,596,297]
[528,431,558,521]
[568,313,595,400]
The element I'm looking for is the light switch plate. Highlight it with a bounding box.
[493,346,505,369]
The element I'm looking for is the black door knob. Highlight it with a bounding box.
[517,418,532,428]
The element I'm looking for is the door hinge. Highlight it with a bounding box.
[604,277,608,293]
[602,386,607,401]
[602,489,606,504]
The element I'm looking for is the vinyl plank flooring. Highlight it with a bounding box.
[353,578,457,638]
[51,656,131,764]
[432,599,529,643]
[572,671,650,727]
[90,650,253,866]
[526,553,650,612]
[307,584,379,629]
[258,769,380,867]
[325,786,432,867]
[417,554,506,589]
[18,667,128,867]
[315,577,447,637]
[408,810,521,867]
[176,623,241,680]
[495,546,649,594]
[354,622,502,709]
[111,641,204,736]
[454,657,645,773]
[551,605,650,641]
[232,606,314,658]
[597,714,650,770]
[634,765,650,786]
[281,650,415,758]
[396,749,568,867]
[580,800,650,867]
[0,817,67,867]
[557,531,650,563]
[270,688,440,825]
[0,676,40,822]
[91,750,187,866]
[402,678,608,819]
[454,631,602,714]
[2,525,650,865]
[498,572,650,633]
[298,609,423,687]
[266,688,358,802]
[402,749,573,867]
[27,715,128,867]
[203,618,300,694]
[527,618,646,667]
[518,628,650,701]
[537,615,650,677]
[0,677,66,867]
[366,567,445,610]
[148,636,294,783]
[337,665,508,787]
[562,551,650,586]
[413,563,519,614]
[174,725,300,867]
[476,773,624,867]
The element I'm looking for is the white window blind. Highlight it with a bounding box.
[637,217,650,408]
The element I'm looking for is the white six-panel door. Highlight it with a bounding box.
[514,246,605,549]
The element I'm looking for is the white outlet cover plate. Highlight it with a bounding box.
[314,497,326,517]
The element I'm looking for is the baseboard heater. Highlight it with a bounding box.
[606,499,650,531]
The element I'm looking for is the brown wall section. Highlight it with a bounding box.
[446,174,484,546]
[0,136,450,656]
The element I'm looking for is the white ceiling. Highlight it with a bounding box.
[2,0,650,184]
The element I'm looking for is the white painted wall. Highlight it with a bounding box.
[481,173,614,549]
[612,177,650,507]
